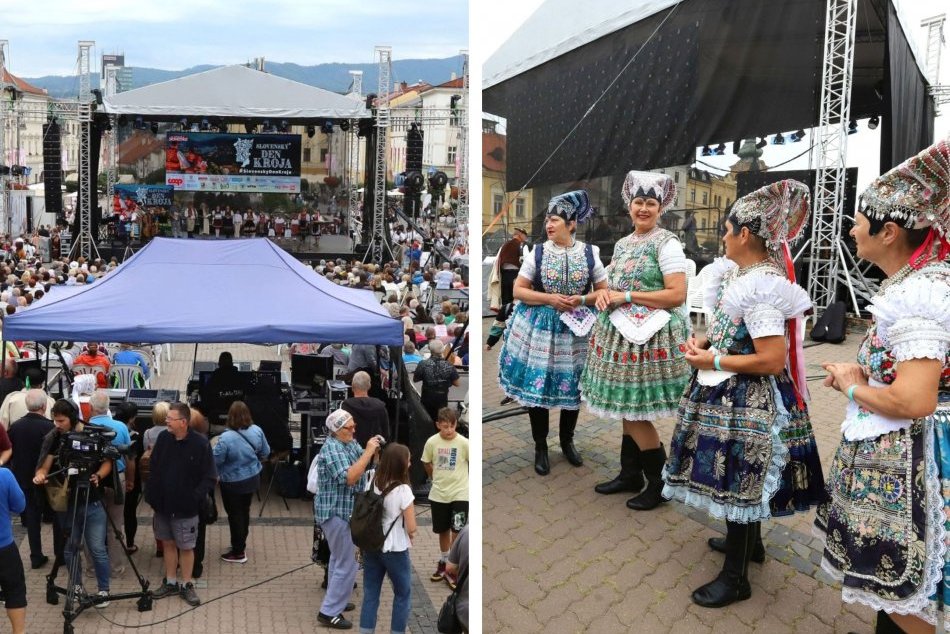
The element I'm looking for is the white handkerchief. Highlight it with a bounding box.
[608,305,670,345]
[560,306,597,337]
[695,347,737,386]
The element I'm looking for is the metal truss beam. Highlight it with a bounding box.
[369,46,392,265]
[456,50,469,228]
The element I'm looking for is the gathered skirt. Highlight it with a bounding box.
[498,303,587,410]
[814,401,950,625]
[663,371,827,523]
[580,308,691,421]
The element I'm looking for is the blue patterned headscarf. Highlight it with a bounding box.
[547,190,594,224]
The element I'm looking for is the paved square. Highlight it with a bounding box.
[483,326,876,633]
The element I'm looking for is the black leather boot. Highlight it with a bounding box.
[595,435,644,494]
[874,610,904,633]
[692,521,753,608]
[708,522,765,563]
[534,443,550,476]
[559,409,583,467]
[626,445,667,510]
[528,408,551,476]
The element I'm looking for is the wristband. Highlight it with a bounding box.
[846,385,858,402]
[713,355,722,372]
[580,294,586,306]
[625,291,632,304]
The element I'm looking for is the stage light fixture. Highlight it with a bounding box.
[449,94,461,110]
[321,120,334,134]
[790,129,805,142]
[701,145,711,156]
[714,143,726,156]
[279,120,289,133]
[200,118,210,131]
[150,121,159,135]
[756,137,768,149]
[245,122,256,134]
[306,125,316,138]
[134,116,145,130]
[868,116,879,130]
[339,120,350,132]
[772,133,785,145]
[91,89,103,105]
[847,120,858,135]
[365,93,377,110]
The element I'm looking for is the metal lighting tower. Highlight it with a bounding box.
[72,40,98,261]
[456,49,469,227]
[0,40,8,234]
[103,64,118,202]
[368,46,391,264]
[346,70,363,243]
[923,15,949,107]
[807,0,857,312]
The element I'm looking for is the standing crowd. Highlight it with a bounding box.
[496,137,950,631]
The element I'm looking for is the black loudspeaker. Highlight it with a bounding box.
[406,124,424,172]
[42,122,63,219]
[811,300,847,344]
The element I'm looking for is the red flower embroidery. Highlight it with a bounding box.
[630,353,637,362]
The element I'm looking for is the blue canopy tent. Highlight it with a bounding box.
[3,238,403,345]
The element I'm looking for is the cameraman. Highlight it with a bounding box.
[32,400,113,604]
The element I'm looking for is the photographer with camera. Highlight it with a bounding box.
[32,399,113,606]
[314,409,382,630]
[145,402,216,607]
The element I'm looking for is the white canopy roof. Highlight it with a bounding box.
[483,0,929,90]
[103,64,370,119]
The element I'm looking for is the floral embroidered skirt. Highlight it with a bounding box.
[662,372,827,523]
[814,402,950,624]
[498,303,588,410]
[579,309,690,421]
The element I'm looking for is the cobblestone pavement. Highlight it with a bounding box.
[483,324,877,633]
[13,343,449,633]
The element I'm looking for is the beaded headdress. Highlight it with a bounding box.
[547,190,594,224]
[729,179,810,251]
[858,137,950,236]
[620,171,677,211]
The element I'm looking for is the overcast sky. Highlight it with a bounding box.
[1,0,467,77]
[476,0,949,192]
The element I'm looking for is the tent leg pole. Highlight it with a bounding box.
[191,343,198,380]
[393,350,403,443]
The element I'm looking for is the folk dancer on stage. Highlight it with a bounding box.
[662,180,827,608]
[581,171,690,511]
[498,191,607,476]
[815,137,950,634]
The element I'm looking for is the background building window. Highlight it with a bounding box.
[674,171,680,183]
[320,149,329,163]
[702,191,708,205]
[515,198,525,218]
[493,193,504,216]
[447,146,457,164]
[303,148,311,163]
[690,189,696,203]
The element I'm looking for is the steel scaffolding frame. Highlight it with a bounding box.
[73,40,99,261]
[103,64,118,203]
[0,40,8,235]
[367,46,392,264]
[923,15,948,107]
[806,0,858,312]
[346,70,363,243]
[456,50,469,227]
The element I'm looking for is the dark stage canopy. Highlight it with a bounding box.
[483,0,936,192]
[3,238,403,345]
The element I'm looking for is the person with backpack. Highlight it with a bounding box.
[356,443,416,634]
[581,171,691,511]
[314,408,382,630]
[497,190,607,476]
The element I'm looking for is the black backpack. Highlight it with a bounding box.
[350,479,401,551]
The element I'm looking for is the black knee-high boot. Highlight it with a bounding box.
[708,520,766,563]
[528,407,550,475]
[595,435,644,495]
[625,444,667,510]
[559,409,583,467]
[874,610,905,633]
[692,520,754,608]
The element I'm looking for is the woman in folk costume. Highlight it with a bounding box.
[662,179,827,608]
[815,137,950,634]
[498,191,608,476]
[580,171,691,511]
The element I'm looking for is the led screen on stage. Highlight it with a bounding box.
[165,132,301,193]
[113,184,174,211]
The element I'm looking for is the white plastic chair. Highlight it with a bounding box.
[684,258,697,280]
[686,267,711,327]
[108,363,149,389]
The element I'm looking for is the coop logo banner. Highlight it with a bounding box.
[114,184,174,209]
[165,132,301,193]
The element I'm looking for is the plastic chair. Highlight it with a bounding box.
[684,258,697,280]
[686,268,711,327]
[109,363,149,390]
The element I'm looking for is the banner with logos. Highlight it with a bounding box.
[113,184,174,212]
[164,132,301,193]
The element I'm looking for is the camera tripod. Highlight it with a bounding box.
[44,469,153,634]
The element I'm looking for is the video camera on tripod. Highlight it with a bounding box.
[56,425,120,478]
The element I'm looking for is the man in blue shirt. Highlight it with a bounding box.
[112,343,150,381]
[0,466,27,633]
[88,391,133,573]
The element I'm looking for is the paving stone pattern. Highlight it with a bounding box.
[484,328,877,633]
